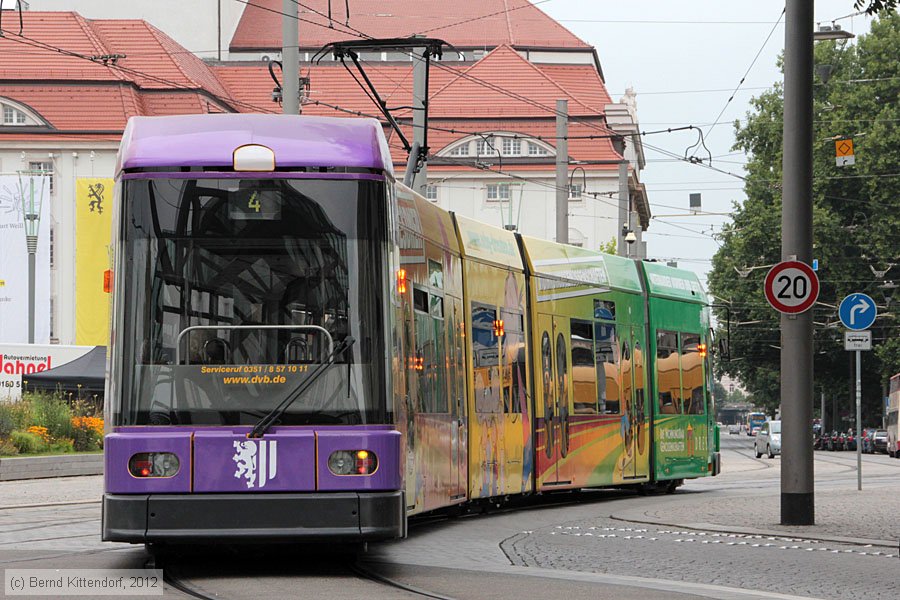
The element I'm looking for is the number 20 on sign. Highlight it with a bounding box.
[764,260,820,314]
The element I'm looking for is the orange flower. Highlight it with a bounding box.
[71,416,104,436]
[27,425,50,442]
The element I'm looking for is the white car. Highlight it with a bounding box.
[727,424,740,435]
[755,420,782,458]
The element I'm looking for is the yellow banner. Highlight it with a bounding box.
[75,178,114,345]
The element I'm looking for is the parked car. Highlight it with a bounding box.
[728,424,740,435]
[874,429,888,454]
[754,420,782,459]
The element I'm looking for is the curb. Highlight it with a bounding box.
[0,453,103,481]
[609,512,897,549]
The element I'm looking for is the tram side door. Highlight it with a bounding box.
[449,297,467,499]
[537,314,559,486]
[622,328,638,480]
[538,314,571,486]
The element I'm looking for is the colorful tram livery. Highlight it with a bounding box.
[102,115,719,544]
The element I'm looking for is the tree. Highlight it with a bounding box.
[856,0,898,14]
[709,13,900,423]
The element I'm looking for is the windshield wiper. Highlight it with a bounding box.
[248,337,355,438]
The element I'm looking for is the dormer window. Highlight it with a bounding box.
[528,142,550,156]
[449,142,470,156]
[0,99,45,127]
[3,105,26,125]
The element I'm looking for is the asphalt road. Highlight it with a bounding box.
[2,432,897,599]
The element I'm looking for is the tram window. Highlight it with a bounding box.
[541,331,553,458]
[681,333,704,414]
[472,303,501,413]
[429,294,444,319]
[428,259,444,289]
[501,310,525,413]
[556,332,569,416]
[634,342,645,426]
[571,319,598,414]
[595,322,619,414]
[593,299,616,320]
[413,287,428,313]
[656,330,681,414]
[621,341,633,421]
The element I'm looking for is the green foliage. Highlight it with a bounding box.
[48,438,75,454]
[10,431,47,454]
[0,438,18,456]
[27,393,75,440]
[0,405,15,438]
[855,0,898,14]
[710,13,900,422]
[72,427,102,452]
[598,237,617,255]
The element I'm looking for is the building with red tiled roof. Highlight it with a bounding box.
[0,6,652,345]
[0,12,245,344]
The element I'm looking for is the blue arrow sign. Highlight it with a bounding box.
[839,293,877,331]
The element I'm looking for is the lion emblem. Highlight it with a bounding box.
[232,440,258,488]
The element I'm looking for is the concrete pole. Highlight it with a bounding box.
[282,0,300,115]
[780,0,815,525]
[411,47,428,195]
[555,100,568,244]
[617,161,628,257]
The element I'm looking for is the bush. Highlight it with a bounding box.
[71,417,103,452]
[47,438,75,454]
[0,405,15,438]
[10,431,48,454]
[28,393,75,440]
[0,438,18,456]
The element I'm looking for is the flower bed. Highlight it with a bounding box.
[0,392,103,456]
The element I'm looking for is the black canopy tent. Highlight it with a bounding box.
[22,346,106,397]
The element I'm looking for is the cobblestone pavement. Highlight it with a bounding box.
[2,435,898,599]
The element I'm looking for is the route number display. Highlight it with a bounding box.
[764,261,819,314]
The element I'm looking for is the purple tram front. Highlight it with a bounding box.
[102,114,405,543]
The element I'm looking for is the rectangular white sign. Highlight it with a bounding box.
[0,174,51,343]
[844,330,872,351]
[0,344,94,402]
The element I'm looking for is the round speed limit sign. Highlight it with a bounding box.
[764,261,820,314]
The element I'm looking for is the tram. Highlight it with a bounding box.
[102,114,719,544]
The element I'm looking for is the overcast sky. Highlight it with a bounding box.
[540,1,874,286]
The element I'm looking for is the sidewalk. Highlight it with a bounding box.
[0,474,102,508]
[611,486,899,548]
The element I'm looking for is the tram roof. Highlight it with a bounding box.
[519,236,642,293]
[640,260,707,304]
[117,114,393,174]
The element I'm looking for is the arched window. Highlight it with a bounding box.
[2,105,27,125]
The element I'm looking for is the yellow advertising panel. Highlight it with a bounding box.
[75,178,114,345]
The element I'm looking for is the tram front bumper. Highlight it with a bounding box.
[102,491,406,543]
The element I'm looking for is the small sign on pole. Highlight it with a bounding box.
[844,330,872,351]
[835,138,855,167]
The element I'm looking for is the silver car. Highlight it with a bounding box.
[755,420,782,458]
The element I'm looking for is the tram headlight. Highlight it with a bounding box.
[128,452,180,478]
[327,450,378,475]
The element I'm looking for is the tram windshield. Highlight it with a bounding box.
[112,177,390,426]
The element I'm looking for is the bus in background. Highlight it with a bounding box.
[888,375,900,457]
[747,412,766,436]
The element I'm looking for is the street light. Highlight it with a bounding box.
[813,23,856,41]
